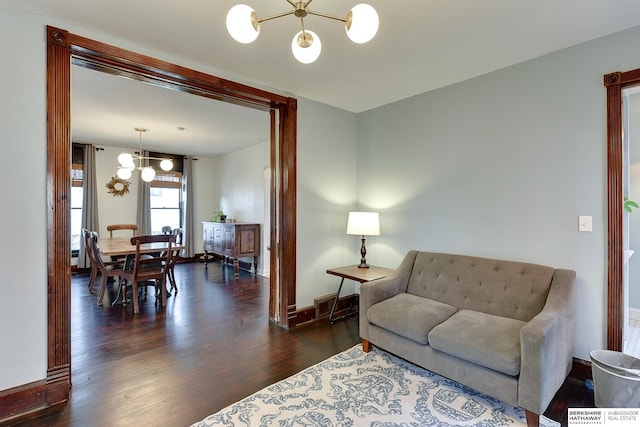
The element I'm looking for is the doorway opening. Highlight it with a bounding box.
[623,86,640,357]
[45,26,297,406]
[605,68,640,352]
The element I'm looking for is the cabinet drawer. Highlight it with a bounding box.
[202,221,260,259]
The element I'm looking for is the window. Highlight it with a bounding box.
[149,153,184,234]
[150,179,181,234]
[71,145,84,256]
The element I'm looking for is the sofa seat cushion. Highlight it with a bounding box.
[367,294,457,345]
[428,309,525,376]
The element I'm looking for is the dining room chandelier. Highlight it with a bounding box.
[226,1,379,64]
[116,127,173,182]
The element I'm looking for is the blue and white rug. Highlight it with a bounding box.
[192,344,559,426]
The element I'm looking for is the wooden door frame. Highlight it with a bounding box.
[605,68,640,350]
[45,26,297,408]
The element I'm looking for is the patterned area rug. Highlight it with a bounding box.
[192,344,560,426]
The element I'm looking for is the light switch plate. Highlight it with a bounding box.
[578,216,592,232]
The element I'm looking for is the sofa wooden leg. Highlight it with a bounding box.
[525,410,539,427]
[362,339,372,352]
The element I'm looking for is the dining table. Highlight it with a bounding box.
[97,236,184,257]
[97,236,185,306]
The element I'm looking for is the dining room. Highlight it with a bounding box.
[70,64,272,279]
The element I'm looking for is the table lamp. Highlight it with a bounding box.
[346,211,380,268]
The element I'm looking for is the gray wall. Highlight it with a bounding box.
[3,0,640,391]
[356,25,640,360]
[296,97,360,305]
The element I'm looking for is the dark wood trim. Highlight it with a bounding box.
[46,26,72,409]
[605,69,640,351]
[294,307,316,325]
[280,99,298,328]
[569,357,593,382]
[269,110,278,322]
[64,32,289,111]
[0,380,46,423]
[605,71,624,351]
[40,24,298,421]
[294,293,360,326]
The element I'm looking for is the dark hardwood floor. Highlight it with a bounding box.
[12,260,593,426]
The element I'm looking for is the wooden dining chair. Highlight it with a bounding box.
[159,226,182,293]
[167,228,183,293]
[87,231,123,306]
[120,234,175,314]
[82,228,98,293]
[106,224,139,263]
[107,223,139,237]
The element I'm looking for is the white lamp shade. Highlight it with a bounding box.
[226,4,260,44]
[116,167,132,180]
[160,159,174,171]
[291,30,321,64]
[346,4,379,44]
[118,152,134,167]
[141,166,156,182]
[346,212,380,236]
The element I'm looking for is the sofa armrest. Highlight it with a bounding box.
[518,268,576,414]
[359,250,418,340]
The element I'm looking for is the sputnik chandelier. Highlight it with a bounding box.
[116,128,173,182]
[226,1,379,64]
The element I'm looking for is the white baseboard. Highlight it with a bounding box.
[630,307,640,321]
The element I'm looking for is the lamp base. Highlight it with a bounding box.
[358,236,369,268]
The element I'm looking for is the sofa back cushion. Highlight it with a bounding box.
[406,252,555,321]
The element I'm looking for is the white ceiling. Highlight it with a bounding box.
[9,0,640,155]
[71,66,270,157]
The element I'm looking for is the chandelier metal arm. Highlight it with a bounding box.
[258,10,295,23]
[257,9,345,25]
[131,153,171,162]
[306,10,346,23]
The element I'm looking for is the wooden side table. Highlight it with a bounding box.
[326,265,394,323]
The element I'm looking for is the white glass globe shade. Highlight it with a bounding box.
[291,30,321,64]
[226,4,260,44]
[118,152,134,167]
[141,166,156,182]
[346,4,379,44]
[160,159,174,171]
[117,167,132,180]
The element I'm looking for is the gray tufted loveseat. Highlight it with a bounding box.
[360,250,575,427]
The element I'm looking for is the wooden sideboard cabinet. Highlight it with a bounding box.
[202,221,260,278]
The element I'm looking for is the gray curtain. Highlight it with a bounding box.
[136,150,152,235]
[78,144,99,268]
[182,156,195,258]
